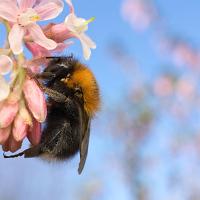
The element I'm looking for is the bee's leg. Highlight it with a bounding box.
[35,72,56,80]
[42,87,70,103]
[25,68,56,80]
[3,145,41,158]
[25,68,70,103]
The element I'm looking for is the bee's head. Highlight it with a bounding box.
[45,56,75,80]
[45,56,100,117]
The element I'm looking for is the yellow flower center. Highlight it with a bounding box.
[17,8,40,27]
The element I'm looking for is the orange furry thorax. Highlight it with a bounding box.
[63,63,100,117]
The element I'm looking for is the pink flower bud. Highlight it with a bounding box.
[25,41,72,58]
[0,101,19,128]
[23,78,47,123]
[27,118,41,145]
[2,135,22,153]
[0,126,11,145]
[19,106,32,126]
[43,23,73,43]
[12,113,28,142]
[25,42,51,57]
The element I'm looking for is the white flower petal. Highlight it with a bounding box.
[0,76,10,101]
[79,37,92,60]
[81,33,96,49]
[0,2,18,22]
[28,23,57,50]
[8,24,25,55]
[0,55,13,75]
[65,0,74,13]
[34,0,63,20]
[18,0,36,11]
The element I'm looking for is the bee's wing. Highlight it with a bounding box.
[78,113,91,174]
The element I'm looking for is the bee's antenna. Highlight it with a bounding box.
[3,151,24,158]
[46,56,59,59]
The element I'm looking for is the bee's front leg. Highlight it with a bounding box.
[25,69,69,103]
[25,68,56,80]
[42,87,70,103]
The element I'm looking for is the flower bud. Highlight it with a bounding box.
[23,78,47,122]
[0,126,11,145]
[2,135,22,153]
[12,113,28,142]
[27,118,41,145]
[19,105,32,126]
[0,101,19,128]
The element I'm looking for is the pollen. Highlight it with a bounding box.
[30,15,40,22]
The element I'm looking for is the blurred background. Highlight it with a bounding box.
[1,0,200,199]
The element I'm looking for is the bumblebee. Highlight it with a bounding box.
[4,56,100,174]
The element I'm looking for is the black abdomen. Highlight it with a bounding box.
[40,99,81,159]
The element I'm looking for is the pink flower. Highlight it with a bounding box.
[0,0,64,54]
[43,0,96,60]
[2,135,22,153]
[12,113,28,142]
[0,101,19,128]
[27,118,41,145]
[23,78,47,122]
[0,126,11,145]
[25,41,73,58]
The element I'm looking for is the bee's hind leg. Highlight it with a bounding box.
[3,145,41,159]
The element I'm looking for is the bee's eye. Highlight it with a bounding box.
[58,64,69,68]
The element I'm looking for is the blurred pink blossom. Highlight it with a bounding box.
[153,76,174,97]
[176,77,196,100]
[121,0,157,31]
[159,37,200,69]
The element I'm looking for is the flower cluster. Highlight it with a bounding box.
[0,0,96,152]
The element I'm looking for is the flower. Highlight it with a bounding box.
[0,101,19,128]
[43,0,96,60]
[0,0,64,54]
[65,0,96,60]
[12,112,28,142]
[27,118,41,145]
[64,13,96,60]
[23,78,47,123]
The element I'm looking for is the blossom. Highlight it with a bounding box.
[0,101,19,128]
[0,0,64,54]
[64,13,96,60]
[23,78,47,123]
[43,0,96,60]
[27,118,41,145]
[65,0,96,59]
[12,113,28,142]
